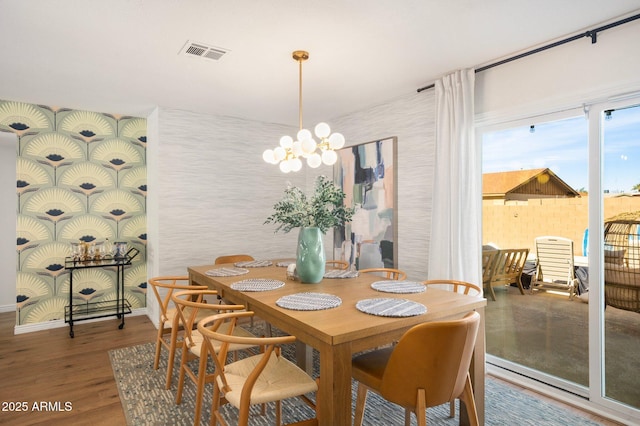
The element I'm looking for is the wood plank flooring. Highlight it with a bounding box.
[0,312,155,426]
[0,310,623,426]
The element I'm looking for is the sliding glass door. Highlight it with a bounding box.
[599,102,640,410]
[482,110,590,394]
[482,98,640,418]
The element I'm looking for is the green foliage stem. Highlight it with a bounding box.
[265,175,355,234]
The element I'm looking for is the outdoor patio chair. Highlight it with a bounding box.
[532,236,578,299]
[485,248,529,301]
[481,249,499,296]
[603,215,640,312]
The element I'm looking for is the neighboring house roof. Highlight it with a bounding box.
[483,168,580,200]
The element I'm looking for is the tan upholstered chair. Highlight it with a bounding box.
[214,254,254,265]
[198,311,319,426]
[148,276,208,389]
[421,279,481,418]
[326,260,349,270]
[352,311,481,426]
[172,290,256,426]
[359,267,407,280]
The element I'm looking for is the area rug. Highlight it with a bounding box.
[109,340,605,426]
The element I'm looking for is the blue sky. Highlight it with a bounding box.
[483,105,640,193]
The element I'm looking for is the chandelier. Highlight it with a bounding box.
[263,50,345,173]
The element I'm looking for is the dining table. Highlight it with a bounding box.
[188,260,487,426]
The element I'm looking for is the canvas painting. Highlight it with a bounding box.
[333,137,397,269]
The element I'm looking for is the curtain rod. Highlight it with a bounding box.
[416,12,640,93]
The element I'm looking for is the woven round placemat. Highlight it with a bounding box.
[371,280,426,293]
[324,269,359,279]
[356,298,426,317]
[276,292,342,311]
[234,260,273,267]
[230,278,285,291]
[205,267,249,277]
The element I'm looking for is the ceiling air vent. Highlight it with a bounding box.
[180,40,228,61]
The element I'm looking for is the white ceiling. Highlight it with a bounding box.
[1,0,639,126]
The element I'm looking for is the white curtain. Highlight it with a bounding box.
[427,69,482,289]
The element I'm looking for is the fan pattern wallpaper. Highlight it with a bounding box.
[0,100,147,325]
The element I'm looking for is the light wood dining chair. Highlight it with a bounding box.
[359,267,407,280]
[214,254,254,265]
[326,260,349,270]
[352,311,481,426]
[199,311,319,426]
[172,290,257,426]
[214,252,277,335]
[148,276,208,389]
[421,279,481,417]
[422,279,482,296]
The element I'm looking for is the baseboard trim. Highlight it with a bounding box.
[0,303,16,313]
[13,307,149,335]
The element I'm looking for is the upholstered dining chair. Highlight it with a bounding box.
[352,311,481,426]
[172,290,257,426]
[326,259,349,270]
[359,267,407,280]
[148,276,208,389]
[214,254,255,265]
[198,311,319,426]
[422,279,481,417]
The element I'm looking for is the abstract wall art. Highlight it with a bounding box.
[333,136,397,270]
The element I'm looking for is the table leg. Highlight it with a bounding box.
[460,306,485,425]
[296,341,314,375]
[318,342,352,426]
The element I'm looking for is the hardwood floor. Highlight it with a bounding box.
[0,310,623,426]
[0,312,156,426]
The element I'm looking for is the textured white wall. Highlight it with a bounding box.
[154,109,324,276]
[151,90,435,281]
[0,132,17,310]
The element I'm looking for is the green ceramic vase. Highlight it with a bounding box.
[296,227,326,283]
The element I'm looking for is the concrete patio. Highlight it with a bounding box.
[485,284,640,408]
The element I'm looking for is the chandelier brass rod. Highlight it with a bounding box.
[298,56,303,130]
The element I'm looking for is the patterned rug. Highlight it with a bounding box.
[109,339,605,425]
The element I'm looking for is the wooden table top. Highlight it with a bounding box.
[188,261,486,351]
[189,261,487,425]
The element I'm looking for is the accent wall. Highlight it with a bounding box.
[0,100,147,326]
